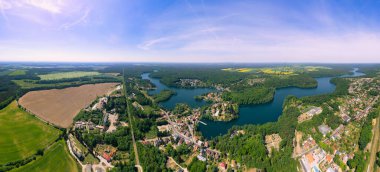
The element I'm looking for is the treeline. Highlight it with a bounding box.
[74,110,107,126]
[358,105,379,150]
[222,86,275,105]
[21,79,121,94]
[137,143,168,172]
[106,97,127,114]
[0,155,36,171]
[76,126,132,151]
[347,151,367,172]
[165,143,191,163]
[0,75,21,109]
[150,66,249,87]
[34,77,91,84]
[264,75,317,88]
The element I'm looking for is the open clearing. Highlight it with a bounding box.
[19,83,118,128]
[12,140,80,172]
[0,101,60,164]
[8,70,27,76]
[38,71,100,80]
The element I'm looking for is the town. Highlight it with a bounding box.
[66,73,380,172]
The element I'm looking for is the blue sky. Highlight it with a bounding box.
[0,0,380,62]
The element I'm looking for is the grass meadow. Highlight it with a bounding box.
[12,140,80,172]
[8,70,27,76]
[38,71,100,80]
[0,101,61,164]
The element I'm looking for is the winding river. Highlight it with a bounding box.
[142,68,364,138]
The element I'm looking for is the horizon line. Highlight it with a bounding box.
[1,61,380,64]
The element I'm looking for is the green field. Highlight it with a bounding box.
[11,140,80,172]
[8,70,27,76]
[12,80,81,89]
[0,101,61,164]
[38,71,100,80]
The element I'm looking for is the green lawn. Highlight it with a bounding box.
[8,70,27,76]
[11,140,80,172]
[38,71,100,80]
[0,101,61,164]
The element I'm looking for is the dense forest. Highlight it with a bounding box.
[150,66,249,87]
[222,86,275,105]
[264,75,317,88]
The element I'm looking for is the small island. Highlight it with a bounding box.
[153,89,176,103]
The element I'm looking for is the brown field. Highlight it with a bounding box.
[19,83,119,128]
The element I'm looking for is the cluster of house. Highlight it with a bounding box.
[141,137,171,147]
[299,122,354,172]
[247,78,266,86]
[177,79,204,87]
[77,95,121,133]
[301,148,326,172]
[197,147,222,162]
[101,146,117,162]
[92,144,118,163]
[74,121,105,131]
[298,107,323,123]
[203,92,223,102]
[148,108,242,171]
[346,78,380,121]
[299,136,340,172]
[207,102,238,120]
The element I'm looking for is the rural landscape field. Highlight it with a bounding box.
[1,0,380,172]
[0,63,379,172]
[0,101,60,164]
[19,83,119,127]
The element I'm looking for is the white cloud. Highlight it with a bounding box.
[60,8,90,30]
[25,0,63,14]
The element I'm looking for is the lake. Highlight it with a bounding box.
[142,68,365,139]
[141,73,213,109]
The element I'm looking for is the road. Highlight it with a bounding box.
[293,145,319,158]
[367,114,380,172]
[123,69,143,172]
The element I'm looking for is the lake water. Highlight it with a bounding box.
[141,68,365,139]
[141,73,213,109]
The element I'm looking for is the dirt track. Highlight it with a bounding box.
[19,83,118,128]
